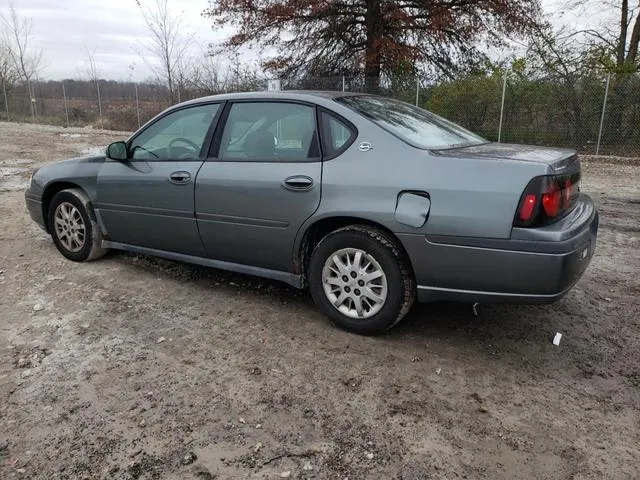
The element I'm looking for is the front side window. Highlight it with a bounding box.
[129,103,220,160]
[218,102,319,161]
[337,96,486,150]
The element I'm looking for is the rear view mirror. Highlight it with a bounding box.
[106,141,128,161]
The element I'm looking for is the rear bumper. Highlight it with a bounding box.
[400,194,598,304]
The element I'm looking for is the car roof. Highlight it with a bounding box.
[176,90,365,108]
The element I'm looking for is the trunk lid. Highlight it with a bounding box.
[434,142,580,175]
[432,142,583,227]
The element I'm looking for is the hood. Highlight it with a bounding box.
[50,155,106,167]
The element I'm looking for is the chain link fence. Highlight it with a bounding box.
[1,72,639,156]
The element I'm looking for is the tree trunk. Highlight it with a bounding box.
[364,0,382,93]
[606,75,630,145]
[566,79,584,145]
[617,0,629,66]
[625,8,640,66]
[607,2,639,146]
[167,65,174,104]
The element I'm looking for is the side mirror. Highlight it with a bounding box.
[106,141,128,161]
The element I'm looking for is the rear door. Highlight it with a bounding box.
[95,103,221,255]
[195,101,322,271]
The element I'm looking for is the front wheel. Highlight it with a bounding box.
[48,188,107,262]
[308,225,415,335]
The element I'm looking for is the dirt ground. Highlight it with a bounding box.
[0,122,639,480]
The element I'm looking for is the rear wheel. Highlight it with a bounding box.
[48,189,107,262]
[308,225,415,335]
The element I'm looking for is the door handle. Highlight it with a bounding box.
[169,171,191,185]
[283,175,314,191]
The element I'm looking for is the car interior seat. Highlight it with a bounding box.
[244,129,276,159]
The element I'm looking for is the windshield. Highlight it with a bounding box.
[337,95,487,150]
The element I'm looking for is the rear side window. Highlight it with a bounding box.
[320,111,356,158]
[336,95,486,150]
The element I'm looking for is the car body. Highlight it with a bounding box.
[25,91,598,334]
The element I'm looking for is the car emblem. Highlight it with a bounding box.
[358,142,373,152]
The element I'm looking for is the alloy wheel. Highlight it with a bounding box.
[321,248,388,319]
[53,202,86,253]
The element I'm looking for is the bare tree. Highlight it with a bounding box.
[0,40,18,119]
[0,40,18,84]
[0,2,43,121]
[85,48,103,128]
[181,46,225,96]
[563,0,640,139]
[557,0,640,70]
[524,23,606,145]
[173,54,192,103]
[190,56,222,94]
[135,0,194,104]
[220,55,262,93]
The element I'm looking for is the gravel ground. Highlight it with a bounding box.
[0,122,639,480]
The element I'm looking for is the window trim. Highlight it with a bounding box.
[124,101,225,162]
[318,108,358,161]
[207,99,323,163]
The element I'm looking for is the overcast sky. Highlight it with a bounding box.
[1,0,617,81]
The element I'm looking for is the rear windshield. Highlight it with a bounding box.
[336,95,487,150]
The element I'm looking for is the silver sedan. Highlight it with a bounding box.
[25,91,598,334]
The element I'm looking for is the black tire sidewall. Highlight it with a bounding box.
[309,229,405,335]
[48,191,94,262]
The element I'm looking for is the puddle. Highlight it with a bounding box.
[0,163,31,192]
[0,177,29,192]
[60,133,89,138]
[0,167,29,175]
[78,146,105,156]
[1,158,33,166]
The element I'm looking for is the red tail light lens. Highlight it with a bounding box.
[518,194,537,221]
[542,180,561,217]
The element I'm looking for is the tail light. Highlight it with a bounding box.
[518,194,537,222]
[514,173,580,227]
[542,180,562,217]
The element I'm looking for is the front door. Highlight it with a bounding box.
[196,101,322,271]
[95,103,221,255]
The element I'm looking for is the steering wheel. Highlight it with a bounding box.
[169,137,200,153]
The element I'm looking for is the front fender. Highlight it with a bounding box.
[27,156,106,231]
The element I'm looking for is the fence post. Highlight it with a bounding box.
[498,70,508,143]
[134,82,141,129]
[62,81,70,127]
[96,80,103,129]
[415,78,420,106]
[27,80,35,122]
[2,80,9,121]
[342,76,345,92]
[33,76,40,121]
[596,73,612,156]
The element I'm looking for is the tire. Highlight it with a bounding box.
[308,225,415,335]
[48,188,107,262]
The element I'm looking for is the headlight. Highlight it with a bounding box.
[28,168,39,189]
